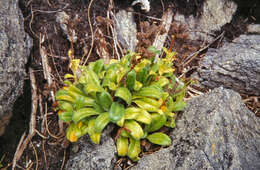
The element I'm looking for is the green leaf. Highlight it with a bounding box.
[135,85,162,99]
[58,111,73,122]
[165,116,175,128]
[127,138,141,161]
[135,109,152,124]
[124,120,144,140]
[88,118,101,144]
[64,73,75,79]
[97,91,113,111]
[72,108,100,123]
[136,66,148,84]
[146,132,171,146]
[116,136,129,156]
[134,81,142,91]
[58,101,73,112]
[109,102,125,123]
[126,70,136,91]
[133,98,159,112]
[115,87,132,105]
[152,76,169,87]
[145,113,166,132]
[84,83,104,93]
[172,101,186,112]
[93,59,104,74]
[94,112,110,133]
[125,107,141,120]
[56,95,75,103]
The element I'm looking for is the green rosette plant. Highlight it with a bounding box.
[55,46,188,161]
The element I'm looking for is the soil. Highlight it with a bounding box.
[0,0,259,169]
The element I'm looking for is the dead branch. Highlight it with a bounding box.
[12,68,38,170]
[153,8,173,62]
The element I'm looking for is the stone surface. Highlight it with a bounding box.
[0,0,32,135]
[131,87,260,170]
[65,125,117,170]
[114,10,137,51]
[174,0,237,42]
[194,34,260,95]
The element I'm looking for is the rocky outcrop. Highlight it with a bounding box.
[65,125,116,170]
[194,34,260,95]
[131,87,260,170]
[174,0,237,42]
[0,0,32,135]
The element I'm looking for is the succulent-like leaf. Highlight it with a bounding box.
[148,46,161,55]
[73,108,100,123]
[97,91,113,111]
[66,123,78,142]
[116,116,125,127]
[93,59,104,74]
[88,118,101,144]
[125,107,141,120]
[135,109,152,124]
[84,83,104,93]
[56,95,75,103]
[135,86,162,99]
[58,111,73,122]
[145,113,166,132]
[127,138,141,161]
[134,81,142,91]
[58,101,73,112]
[165,116,175,128]
[115,87,132,105]
[116,136,129,156]
[152,76,169,87]
[94,112,110,133]
[109,102,125,123]
[133,98,159,112]
[126,70,136,91]
[172,100,186,112]
[124,120,144,140]
[136,66,148,84]
[146,132,171,146]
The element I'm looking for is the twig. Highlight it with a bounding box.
[30,140,38,170]
[40,35,55,102]
[183,31,225,67]
[12,68,38,170]
[83,0,95,65]
[60,150,66,170]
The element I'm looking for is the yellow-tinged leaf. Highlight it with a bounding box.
[146,132,171,146]
[72,108,100,123]
[94,112,110,133]
[88,119,101,144]
[69,131,78,142]
[127,138,141,161]
[116,136,128,156]
[124,120,144,140]
[115,87,132,105]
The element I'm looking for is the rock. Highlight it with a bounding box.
[247,24,260,34]
[194,34,260,95]
[65,125,117,170]
[0,0,32,136]
[174,0,237,42]
[131,87,260,170]
[114,10,137,52]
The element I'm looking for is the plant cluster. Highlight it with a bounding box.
[55,47,187,161]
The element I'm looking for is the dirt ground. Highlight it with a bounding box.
[0,0,259,169]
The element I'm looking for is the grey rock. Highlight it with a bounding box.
[174,0,237,42]
[65,125,117,170]
[247,24,260,34]
[194,34,260,95]
[0,0,32,135]
[114,10,137,51]
[131,87,260,170]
